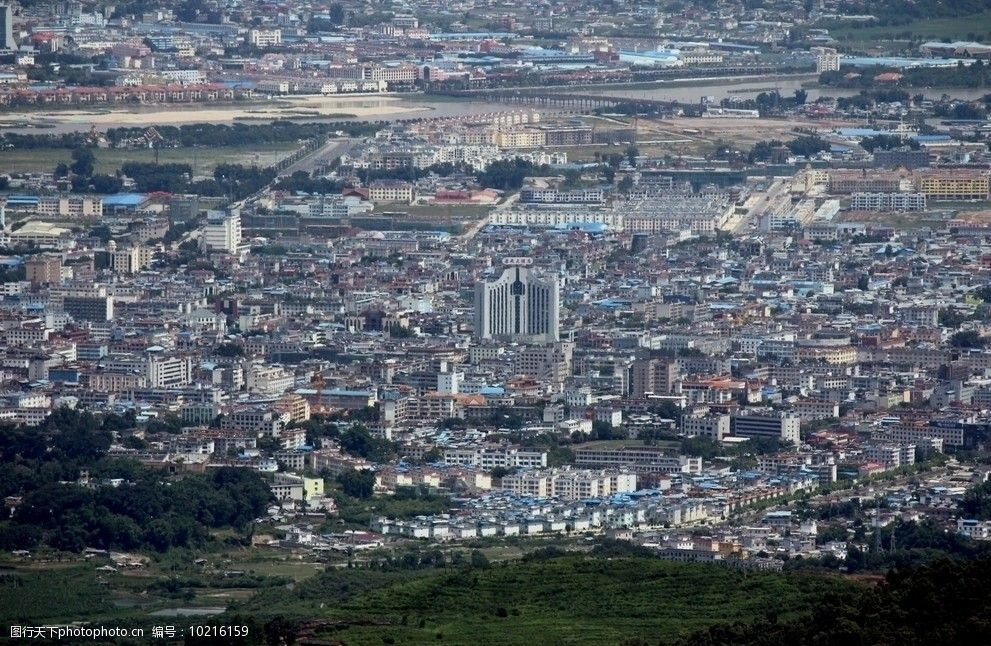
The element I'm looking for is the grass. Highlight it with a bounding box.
[231,555,860,645]
[0,142,300,176]
[826,12,991,45]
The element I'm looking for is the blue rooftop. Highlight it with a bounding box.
[103,193,146,206]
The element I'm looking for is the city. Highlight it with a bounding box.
[1,0,991,644]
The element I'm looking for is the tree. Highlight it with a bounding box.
[469,550,490,569]
[90,173,123,193]
[70,146,95,177]
[328,3,346,25]
[950,330,984,348]
[793,88,808,105]
[337,469,375,499]
[617,175,634,193]
[626,145,639,167]
[592,420,614,441]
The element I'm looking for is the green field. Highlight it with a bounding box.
[0,565,113,624]
[0,142,300,176]
[234,555,859,645]
[826,11,991,45]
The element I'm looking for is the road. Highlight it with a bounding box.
[280,138,352,176]
[457,192,519,242]
[725,178,792,234]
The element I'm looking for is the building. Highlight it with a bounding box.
[916,171,990,201]
[63,295,114,322]
[368,180,414,204]
[108,244,154,274]
[475,257,560,344]
[574,446,701,474]
[25,255,62,285]
[513,342,573,384]
[631,358,678,397]
[682,413,731,441]
[731,412,801,445]
[249,28,282,48]
[863,443,915,469]
[36,195,102,218]
[0,4,14,52]
[850,192,926,212]
[442,446,547,469]
[957,518,991,541]
[203,209,242,253]
[500,468,637,500]
[828,171,901,194]
[872,149,930,169]
[813,47,840,72]
[543,126,593,146]
[146,354,193,388]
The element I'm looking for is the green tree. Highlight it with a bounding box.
[337,469,375,499]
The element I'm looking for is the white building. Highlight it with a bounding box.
[249,28,282,48]
[500,468,637,500]
[203,209,242,253]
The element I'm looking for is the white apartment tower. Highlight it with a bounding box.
[475,257,560,344]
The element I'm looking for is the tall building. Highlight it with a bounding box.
[475,257,560,344]
[630,358,678,397]
[203,209,242,253]
[0,4,15,52]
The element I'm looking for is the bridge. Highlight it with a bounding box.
[432,90,682,113]
[429,67,811,113]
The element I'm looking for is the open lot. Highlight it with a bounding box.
[0,142,300,176]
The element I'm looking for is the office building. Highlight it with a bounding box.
[475,257,560,344]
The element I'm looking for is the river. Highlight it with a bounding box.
[0,76,987,135]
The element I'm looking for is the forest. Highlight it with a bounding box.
[0,408,272,553]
